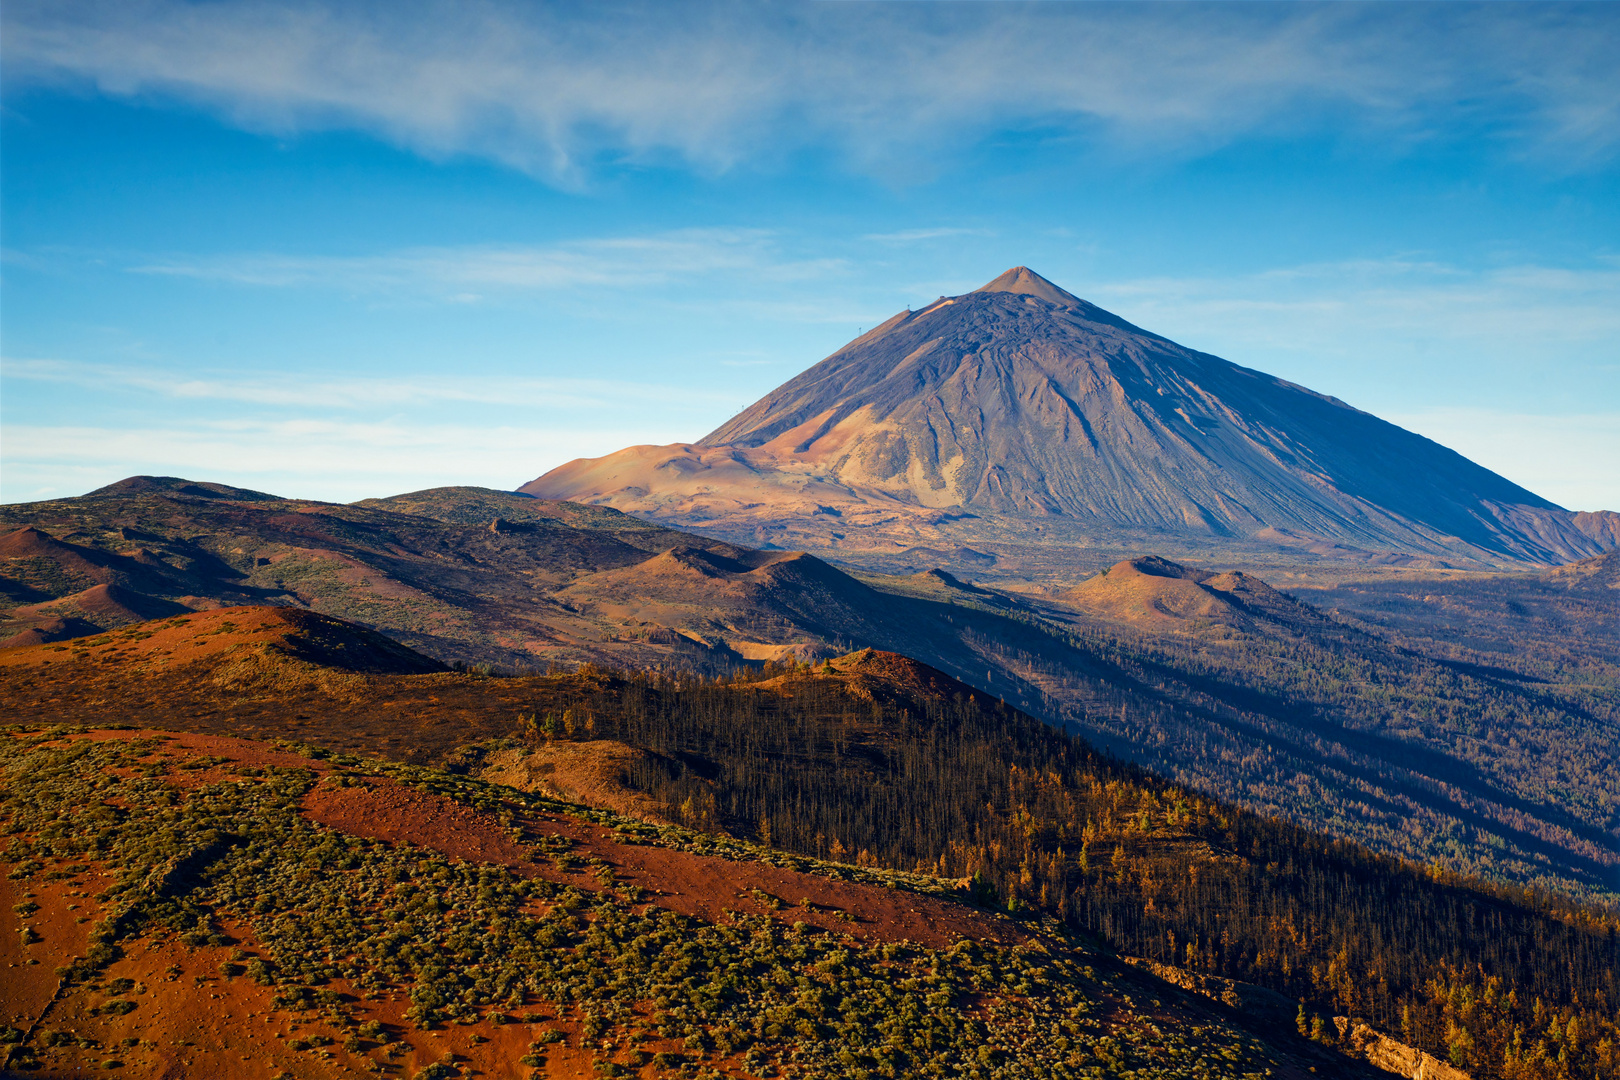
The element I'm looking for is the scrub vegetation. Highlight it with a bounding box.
[0,726,1279,1080]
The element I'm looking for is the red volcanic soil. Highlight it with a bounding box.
[571,832,1026,950]
[303,778,536,869]
[302,763,1028,952]
[0,604,442,673]
[0,857,612,1080]
[75,727,319,766]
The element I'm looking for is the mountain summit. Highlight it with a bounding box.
[524,268,1615,568]
[974,265,1084,305]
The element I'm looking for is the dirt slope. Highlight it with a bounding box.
[0,605,445,676]
[5,576,1617,908]
[0,486,757,670]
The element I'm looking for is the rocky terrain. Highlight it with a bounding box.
[5,266,1617,1080]
[525,268,1618,574]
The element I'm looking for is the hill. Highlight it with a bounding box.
[3,483,1618,904]
[3,723,1377,1080]
[0,605,444,686]
[1056,556,1318,633]
[523,268,1617,572]
[3,727,1244,1080]
[1,616,1615,1080]
[0,483,752,670]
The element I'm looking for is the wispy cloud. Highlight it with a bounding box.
[5,1,1616,184]
[128,229,843,297]
[1087,257,1620,361]
[863,228,993,244]
[3,358,741,411]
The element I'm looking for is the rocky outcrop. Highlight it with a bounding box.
[1125,957,1473,1080]
[1336,1017,1472,1080]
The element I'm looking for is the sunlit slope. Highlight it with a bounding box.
[527,268,1617,568]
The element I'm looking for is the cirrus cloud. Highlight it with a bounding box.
[4,1,1617,185]
[127,228,843,294]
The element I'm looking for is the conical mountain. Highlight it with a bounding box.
[524,268,1615,567]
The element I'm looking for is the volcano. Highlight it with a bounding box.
[524,268,1615,568]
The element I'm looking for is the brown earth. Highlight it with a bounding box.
[0,604,436,672]
[5,594,1617,910]
[0,809,691,1080]
[0,495,760,673]
[298,763,1025,951]
[0,604,986,771]
[8,581,190,627]
[1053,555,1318,633]
[478,741,681,825]
[302,775,536,870]
[2,866,726,1080]
[0,486,1035,684]
[799,645,1004,709]
[0,617,101,651]
[0,617,1492,1080]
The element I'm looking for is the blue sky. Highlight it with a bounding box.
[2,1,1617,509]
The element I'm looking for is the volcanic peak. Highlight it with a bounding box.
[975,265,1084,306]
[524,267,1616,567]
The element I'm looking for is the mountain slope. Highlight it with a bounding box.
[0,483,758,669]
[525,267,1616,569]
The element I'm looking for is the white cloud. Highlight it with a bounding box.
[3,357,741,411]
[863,228,993,244]
[128,229,844,296]
[4,1,1616,184]
[1085,257,1620,374]
[0,351,758,503]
